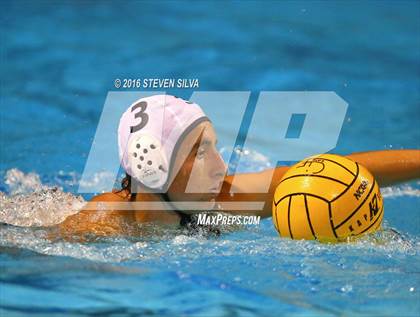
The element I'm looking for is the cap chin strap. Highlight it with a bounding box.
[128,134,169,189]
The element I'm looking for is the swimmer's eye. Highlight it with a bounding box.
[197,148,206,158]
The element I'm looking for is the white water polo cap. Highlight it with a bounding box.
[118,95,209,189]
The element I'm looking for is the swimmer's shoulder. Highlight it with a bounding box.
[89,189,130,202]
[53,190,134,241]
[89,190,179,224]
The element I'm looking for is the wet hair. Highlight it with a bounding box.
[121,173,131,193]
[116,173,138,201]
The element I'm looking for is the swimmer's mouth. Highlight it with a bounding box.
[209,183,223,194]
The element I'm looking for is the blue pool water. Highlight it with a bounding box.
[1,1,419,316]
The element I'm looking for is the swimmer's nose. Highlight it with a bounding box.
[211,151,226,181]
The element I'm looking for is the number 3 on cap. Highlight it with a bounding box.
[130,101,149,133]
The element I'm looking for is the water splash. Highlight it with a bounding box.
[381,183,420,198]
[79,170,119,192]
[0,169,84,226]
[219,146,274,173]
[0,221,417,263]
[4,169,45,195]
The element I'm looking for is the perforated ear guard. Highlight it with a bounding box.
[127,134,169,189]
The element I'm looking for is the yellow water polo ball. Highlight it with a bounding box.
[272,154,384,242]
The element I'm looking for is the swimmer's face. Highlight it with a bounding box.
[167,121,226,208]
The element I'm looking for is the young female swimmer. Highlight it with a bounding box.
[55,95,420,239]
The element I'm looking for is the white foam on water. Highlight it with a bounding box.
[219,146,273,173]
[78,170,118,191]
[4,168,44,195]
[1,169,85,226]
[381,182,420,198]
[0,219,418,263]
[0,225,150,262]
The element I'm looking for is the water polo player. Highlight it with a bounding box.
[55,95,420,239]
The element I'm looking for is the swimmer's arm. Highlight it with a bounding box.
[218,166,289,219]
[219,149,420,219]
[53,191,180,240]
[50,192,135,241]
[345,149,420,187]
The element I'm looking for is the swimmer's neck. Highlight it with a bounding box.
[118,190,181,224]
